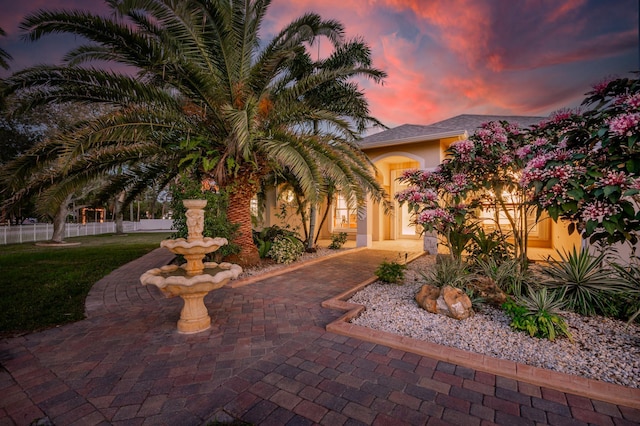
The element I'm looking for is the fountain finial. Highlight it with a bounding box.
[183,199,207,242]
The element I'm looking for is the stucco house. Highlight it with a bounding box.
[260,114,582,259]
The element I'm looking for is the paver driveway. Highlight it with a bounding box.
[1,247,639,425]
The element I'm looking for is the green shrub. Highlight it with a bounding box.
[503,287,572,342]
[328,232,348,249]
[540,247,625,316]
[447,224,476,260]
[421,256,472,289]
[253,226,298,258]
[375,260,407,284]
[268,235,304,264]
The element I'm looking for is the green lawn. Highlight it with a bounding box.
[0,232,171,337]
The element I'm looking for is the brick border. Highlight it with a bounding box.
[322,269,640,410]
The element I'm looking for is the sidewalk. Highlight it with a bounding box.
[1,247,639,425]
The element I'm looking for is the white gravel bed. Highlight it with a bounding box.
[348,256,640,388]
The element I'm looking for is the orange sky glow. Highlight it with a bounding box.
[0,0,637,133]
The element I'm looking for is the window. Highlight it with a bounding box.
[479,207,551,248]
[333,193,357,230]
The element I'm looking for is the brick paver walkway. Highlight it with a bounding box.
[1,248,639,425]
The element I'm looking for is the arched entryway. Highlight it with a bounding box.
[368,152,425,245]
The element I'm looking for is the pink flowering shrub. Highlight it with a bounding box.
[396,121,542,263]
[522,76,640,245]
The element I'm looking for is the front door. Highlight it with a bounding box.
[392,169,420,239]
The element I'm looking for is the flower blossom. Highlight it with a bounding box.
[417,208,453,226]
[499,154,513,166]
[475,122,509,147]
[592,77,615,96]
[532,137,549,147]
[408,189,438,203]
[395,186,420,203]
[621,93,640,109]
[549,108,576,123]
[400,169,420,181]
[442,173,469,194]
[607,113,640,137]
[515,145,532,159]
[599,170,628,187]
[581,201,620,223]
[629,177,640,191]
[450,139,474,161]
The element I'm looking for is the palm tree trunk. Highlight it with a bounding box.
[314,190,335,245]
[51,194,72,243]
[226,181,260,267]
[115,191,125,234]
[307,203,317,251]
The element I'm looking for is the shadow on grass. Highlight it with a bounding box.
[0,232,171,337]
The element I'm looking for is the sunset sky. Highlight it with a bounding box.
[0,0,637,132]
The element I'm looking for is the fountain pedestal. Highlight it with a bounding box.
[140,199,242,334]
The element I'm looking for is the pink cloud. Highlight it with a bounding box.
[1,0,636,130]
[543,0,587,23]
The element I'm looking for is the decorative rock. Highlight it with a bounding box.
[415,284,474,320]
[441,285,474,320]
[415,284,440,314]
[468,277,508,306]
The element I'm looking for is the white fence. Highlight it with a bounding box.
[0,221,164,245]
[1,219,178,245]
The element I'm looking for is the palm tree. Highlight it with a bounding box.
[0,27,11,70]
[284,37,388,250]
[0,26,13,111]
[3,0,387,265]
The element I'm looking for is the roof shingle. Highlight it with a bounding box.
[359,114,547,149]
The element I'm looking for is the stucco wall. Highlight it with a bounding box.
[364,140,444,170]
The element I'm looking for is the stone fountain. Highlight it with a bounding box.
[140,199,242,333]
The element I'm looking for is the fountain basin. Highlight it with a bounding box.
[160,237,228,254]
[160,237,229,275]
[141,261,242,333]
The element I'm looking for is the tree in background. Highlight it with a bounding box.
[1,102,113,241]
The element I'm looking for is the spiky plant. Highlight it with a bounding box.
[515,287,572,342]
[610,261,640,323]
[541,247,625,316]
[421,256,473,289]
[475,257,530,297]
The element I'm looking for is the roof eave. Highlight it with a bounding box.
[360,129,467,150]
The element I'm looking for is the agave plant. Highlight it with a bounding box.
[541,247,624,316]
[475,257,530,297]
[610,261,640,323]
[421,256,474,289]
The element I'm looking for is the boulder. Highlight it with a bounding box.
[441,285,474,320]
[415,284,440,314]
[467,277,507,306]
[415,284,474,320]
